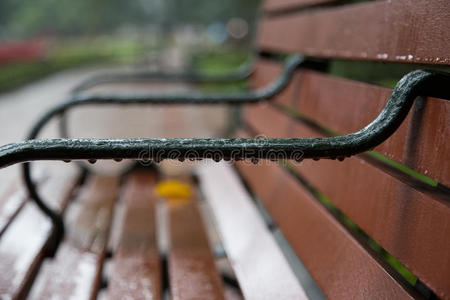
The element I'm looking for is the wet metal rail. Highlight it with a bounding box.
[0,53,448,246]
[70,60,253,94]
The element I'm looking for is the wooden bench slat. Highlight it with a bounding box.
[293,70,450,186]
[0,174,47,237]
[244,104,450,298]
[236,157,417,299]
[251,59,300,107]
[107,172,161,299]
[29,245,104,300]
[0,173,76,300]
[0,182,27,237]
[264,0,339,13]
[168,196,225,300]
[197,162,309,300]
[29,176,119,300]
[251,67,450,186]
[259,0,450,64]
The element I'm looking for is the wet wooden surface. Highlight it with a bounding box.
[198,162,308,300]
[248,66,450,187]
[259,0,450,64]
[0,172,77,299]
[0,181,30,237]
[168,197,225,300]
[29,176,119,300]
[236,155,417,299]
[107,172,161,300]
[0,0,448,298]
[251,58,450,185]
[244,103,450,297]
[250,58,300,107]
[288,69,449,186]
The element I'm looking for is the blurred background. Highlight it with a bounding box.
[0,0,261,92]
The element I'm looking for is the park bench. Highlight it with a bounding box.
[0,0,449,299]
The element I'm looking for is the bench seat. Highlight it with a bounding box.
[0,0,448,299]
[0,163,314,299]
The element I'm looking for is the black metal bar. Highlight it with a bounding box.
[4,69,446,167]
[71,61,253,94]
[1,70,448,168]
[16,54,305,245]
[6,67,448,247]
[60,54,326,172]
[66,55,303,105]
[71,49,306,95]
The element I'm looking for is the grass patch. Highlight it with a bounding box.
[190,47,251,75]
[189,47,251,92]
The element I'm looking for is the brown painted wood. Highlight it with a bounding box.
[168,197,225,300]
[197,162,308,299]
[107,171,161,300]
[0,173,77,300]
[251,66,450,187]
[244,105,450,298]
[292,70,450,186]
[29,176,119,300]
[235,159,417,299]
[258,0,450,64]
[251,59,300,107]
[0,182,27,237]
[0,174,47,237]
[264,0,340,12]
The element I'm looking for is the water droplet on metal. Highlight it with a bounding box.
[337,156,345,161]
[213,157,221,162]
[88,159,97,164]
[113,158,123,162]
[313,157,320,161]
[251,158,259,164]
[178,157,185,162]
[295,158,303,163]
[330,156,337,160]
[63,159,71,163]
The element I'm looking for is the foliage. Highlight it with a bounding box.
[0,0,261,39]
[190,47,251,92]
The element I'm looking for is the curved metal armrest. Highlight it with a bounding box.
[37,55,303,138]
[8,54,305,246]
[2,68,447,248]
[38,54,306,147]
[70,51,312,94]
[71,59,254,94]
[2,69,450,169]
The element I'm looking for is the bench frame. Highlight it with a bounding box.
[0,52,448,251]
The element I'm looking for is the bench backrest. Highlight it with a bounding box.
[237,0,450,298]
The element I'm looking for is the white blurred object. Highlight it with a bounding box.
[227,18,248,40]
